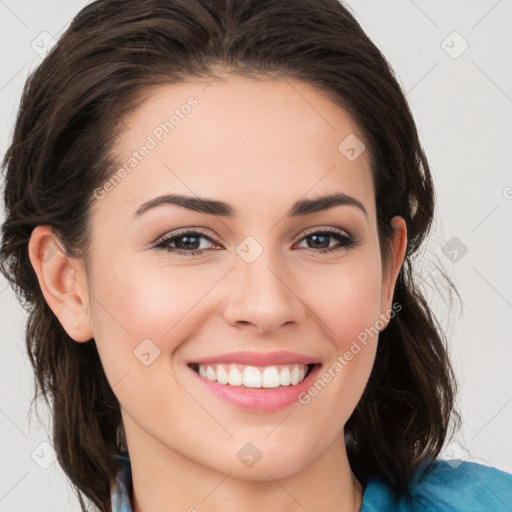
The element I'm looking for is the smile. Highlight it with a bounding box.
[189,362,314,389]
[186,361,323,412]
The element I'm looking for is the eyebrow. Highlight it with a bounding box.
[133,192,368,219]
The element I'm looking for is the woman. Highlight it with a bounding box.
[1,0,510,511]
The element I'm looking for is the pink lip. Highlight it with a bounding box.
[186,361,323,413]
[185,350,321,367]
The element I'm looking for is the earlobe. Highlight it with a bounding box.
[28,225,93,342]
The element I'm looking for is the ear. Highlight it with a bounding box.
[28,225,94,342]
[380,216,407,324]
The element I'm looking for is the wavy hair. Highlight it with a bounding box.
[0,0,460,510]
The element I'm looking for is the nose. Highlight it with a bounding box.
[222,252,307,335]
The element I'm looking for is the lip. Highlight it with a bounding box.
[186,361,323,413]
[185,350,321,367]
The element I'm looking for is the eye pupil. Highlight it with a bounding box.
[176,235,200,250]
[308,234,330,249]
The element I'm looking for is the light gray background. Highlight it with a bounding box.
[1,1,511,510]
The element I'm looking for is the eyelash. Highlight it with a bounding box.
[153,227,357,257]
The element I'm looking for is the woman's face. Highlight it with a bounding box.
[60,76,406,479]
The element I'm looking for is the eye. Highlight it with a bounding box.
[293,227,357,254]
[153,227,357,257]
[154,230,221,256]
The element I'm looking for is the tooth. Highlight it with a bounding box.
[216,364,229,385]
[279,366,291,386]
[228,365,243,386]
[243,366,262,388]
[262,366,281,388]
[206,366,217,382]
[196,362,310,387]
[290,365,300,385]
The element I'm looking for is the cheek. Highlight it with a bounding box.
[302,257,383,349]
[298,255,383,394]
[87,264,203,427]
[284,258,383,451]
[114,263,227,340]
[88,260,220,371]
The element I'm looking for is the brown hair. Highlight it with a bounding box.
[0,0,460,510]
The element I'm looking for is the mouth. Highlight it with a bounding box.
[187,362,320,389]
[186,360,323,412]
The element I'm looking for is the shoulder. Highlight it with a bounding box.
[360,459,512,512]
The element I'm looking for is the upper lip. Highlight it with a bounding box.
[186,350,321,367]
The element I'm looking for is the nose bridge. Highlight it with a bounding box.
[222,239,306,333]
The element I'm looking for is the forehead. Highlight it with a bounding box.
[98,75,375,222]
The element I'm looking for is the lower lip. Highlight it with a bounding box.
[187,364,322,412]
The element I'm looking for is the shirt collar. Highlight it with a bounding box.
[111,453,133,512]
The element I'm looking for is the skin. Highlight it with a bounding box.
[29,75,407,512]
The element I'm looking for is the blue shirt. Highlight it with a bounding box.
[110,453,512,511]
